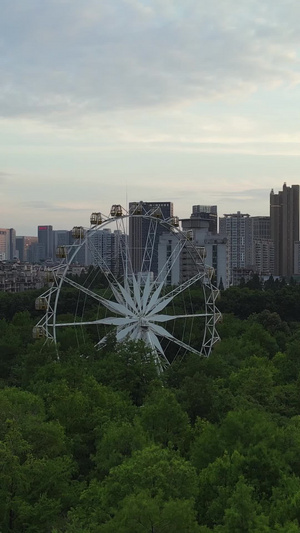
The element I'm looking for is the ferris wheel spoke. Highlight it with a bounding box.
[57,275,133,317]
[115,277,142,313]
[100,298,136,318]
[110,284,127,306]
[130,326,141,341]
[141,272,152,309]
[166,334,203,357]
[150,270,207,313]
[157,237,185,285]
[150,322,202,356]
[86,238,112,276]
[94,321,137,347]
[149,322,175,339]
[60,276,108,304]
[54,316,136,328]
[147,330,166,357]
[87,237,125,292]
[97,317,137,326]
[146,295,174,316]
[54,319,99,327]
[116,323,137,341]
[149,312,209,322]
[132,274,142,310]
[116,217,133,279]
[61,273,138,317]
[144,281,165,314]
[141,218,158,273]
[115,281,138,312]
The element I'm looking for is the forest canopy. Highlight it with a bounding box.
[1,281,300,531]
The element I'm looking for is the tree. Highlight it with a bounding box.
[35,375,135,475]
[0,389,78,532]
[229,356,276,409]
[246,274,262,291]
[138,387,191,451]
[67,446,198,530]
[98,492,201,533]
[221,476,269,532]
[93,419,148,478]
[91,340,161,406]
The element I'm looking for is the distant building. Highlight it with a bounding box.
[0,228,16,260]
[0,262,47,292]
[83,228,126,276]
[38,225,53,262]
[53,230,71,250]
[157,233,180,286]
[250,216,271,241]
[16,236,38,262]
[16,236,25,261]
[248,216,273,276]
[129,201,173,276]
[181,209,228,288]
[294,241,300,276]
[232,267,256,287]
[270,183,300,278]
[87,228,114,269]
[219,212,251,285]
[252,239,274,276]
[191,205,218,234]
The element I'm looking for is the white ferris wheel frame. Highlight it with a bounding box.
[34,209,222,366]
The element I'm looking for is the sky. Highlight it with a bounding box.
[1,0,300,235]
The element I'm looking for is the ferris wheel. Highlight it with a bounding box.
[33,203,221,367]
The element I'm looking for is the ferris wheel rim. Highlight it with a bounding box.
[37,209,221,362]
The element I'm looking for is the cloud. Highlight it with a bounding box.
[209,188,272,200]
[0,171,12,182]
[1,0,300,123]
[21,200,93,211]
[21,201,55,209]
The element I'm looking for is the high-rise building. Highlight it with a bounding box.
[157,233,181,286]
[191,205,218,234]
[16,236,38,262]
[16,236,25,261]
[88,228,113,269]
[252,239,274,276]
[129,201,173,275]
[248,216,273,276]
[38,225,53,262]
[53,230,72,262]
[294,242,300,276]
[181,208,228,288]
[219,212,251,285]
[0,228,16,260]
[82,228,126,276]
[270,183,300,278]
[250,216,271,241]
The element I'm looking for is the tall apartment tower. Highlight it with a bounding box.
[270,183,300,277]
[38,225,53,262]
[219,212,251,284]
[248,216,274,276]
[0,228,16,260]
[129,201,173,275]
[181,208,228,288]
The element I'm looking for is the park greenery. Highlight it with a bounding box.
[2,275,300,531]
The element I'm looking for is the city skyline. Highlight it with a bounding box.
[2,1,300,234]
[0,184,294,237]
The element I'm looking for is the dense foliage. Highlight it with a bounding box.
[1,281,300,531]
